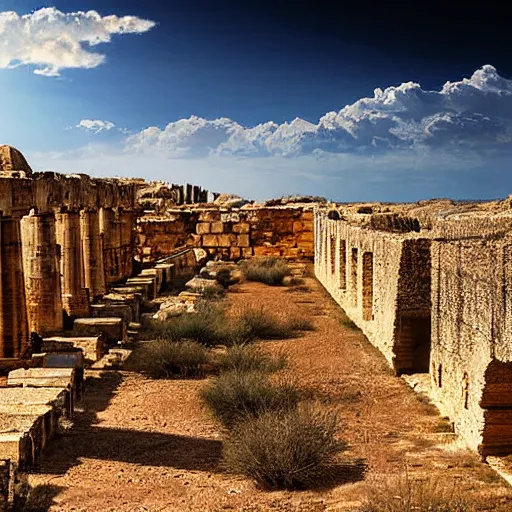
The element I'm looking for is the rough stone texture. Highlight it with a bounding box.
[55,211,90,319]
[136,205,314,264]
[315,212,431,374]
[80,209,106,298]
[73,318,126,344]
[136,213,200,264]
[0,216,30,358]
[315,203,512,457]
[20,213,63,336]
[102,293,141,323]
[43,336,107,363]
[0,145,32,178]
[91,303,133,325]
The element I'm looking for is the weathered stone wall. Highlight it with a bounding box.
[314,210,431,372]
[315,204,512,456]
[136,213,200,264]
[430,234,512,455]
[136,206,314,264]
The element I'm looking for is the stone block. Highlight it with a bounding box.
[198,210,221,222]
[229,247,242,259]
[221,212,240,223]
[102,293,142,323]
[43,336,107,363]
[135,274,158,298]
[186,233,201,247]
[185,277,222,293]
[218,234,237,247]
[242,247,254,258]
[202,234,219,247]
[154,263,175,286]
[0,433,32,469]
[293,221,304,233]
[8,368,75,390]
[233,223,250,234]
[196,222,210,235]
[126,277,156,299]
[140,268,164,291]
[237,234,250,247]
[211,221,224,234]
[73,317,126,344]
[91,303,133,324]
[298,231,314,243]
[0,388,68,418]
[253,246,282,257]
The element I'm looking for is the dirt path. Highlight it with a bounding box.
[26,276,512,511]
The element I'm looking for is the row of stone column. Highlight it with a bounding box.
[0,208,135,358]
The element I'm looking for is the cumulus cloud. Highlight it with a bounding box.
[0,7,156,76]
[124,65,512,158]
[76,119,116,134]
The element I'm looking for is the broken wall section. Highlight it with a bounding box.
[136,206,314,264]
[315,209,431,371]
[430,232,512,455]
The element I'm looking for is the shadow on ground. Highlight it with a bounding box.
[16,484,65,512]
[30,370,222,476]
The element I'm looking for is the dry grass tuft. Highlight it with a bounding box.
[360,472,480,512]
[241,257,291,286]
[216,344,287,374]
[237,305,314,340]
[223,407,347,490]
[200,370,300,428]
[129,339,210,379]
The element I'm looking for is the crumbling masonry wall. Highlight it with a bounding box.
[136,206,314,264]
[315,204,512,456]
[429,225,512,455]
[314,210,431,373]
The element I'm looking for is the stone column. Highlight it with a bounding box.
[193,185,200,203]
[55,210,90,319]
[0,214,30,358]
[186,184,193,204]
[100,207,121,284]
[119,210,134,279]
[20,212,63,336]
[80,209,106,298]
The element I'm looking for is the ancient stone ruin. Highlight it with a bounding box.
[315,200,512,456]
[1,144,512,506]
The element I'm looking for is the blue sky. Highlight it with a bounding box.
[1,2,511,201]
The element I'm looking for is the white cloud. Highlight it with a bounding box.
[18,65,512,202]
[0,7,156,77]
[76,119,116,134]
[124,65,512,158]
[126,116,241,157]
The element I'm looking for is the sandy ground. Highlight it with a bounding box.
[25,276,512,511]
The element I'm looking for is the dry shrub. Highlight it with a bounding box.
[223,407,346,490]
[148,302,233,347]
[237,306,292,340]
[201,285,226,300]
[216,344,287,374]
[285,314,315,332]
[237,306,314,340]
[129,340,210,379]
[241,257,291,286]
[200,370,300,428]
[360,472,479,512]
